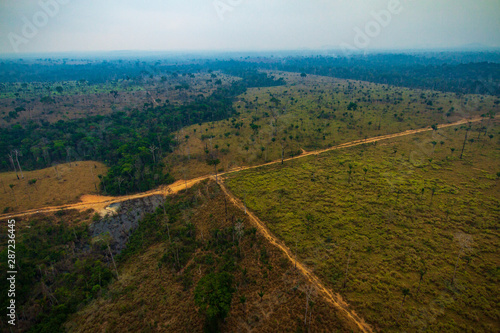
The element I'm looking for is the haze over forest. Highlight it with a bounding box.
[1,0,500,55]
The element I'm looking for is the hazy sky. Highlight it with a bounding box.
[0,0,499,54]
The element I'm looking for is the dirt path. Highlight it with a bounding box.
[1,116,492,331]
[217,179,373,333]
[0,116,490,220]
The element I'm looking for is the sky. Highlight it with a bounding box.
[0,0,499,55]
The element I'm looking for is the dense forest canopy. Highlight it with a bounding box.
[270,55,500,96]
[1,52,499,95]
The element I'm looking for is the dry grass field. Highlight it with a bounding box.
[0,161,107,213]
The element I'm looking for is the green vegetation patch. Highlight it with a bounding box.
[226,121,500,332]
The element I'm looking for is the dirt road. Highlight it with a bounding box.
[1,116,492,332]
[0,116,489,220]
[218,180,373,333]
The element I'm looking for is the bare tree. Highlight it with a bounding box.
[148,144,158,164]
[415,269,426,298]
[459,126,471,160]
[8,153,19,179]
[93,234,119,279]
[53,165,61,179]
[13,150,24,179]
[116,176,125,194]
[235,219,244,250]
[65,147,72,166]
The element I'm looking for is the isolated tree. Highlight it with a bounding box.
[9,184,16,202]
[460,126,471,159]
[399,288,411,317]
[450,147,456,155]
[28,179,38,191]
[363,166,368,180]
[415,269,426,297]
[347,164,353,183]
[207,158,221,181]
[258,290,264,302]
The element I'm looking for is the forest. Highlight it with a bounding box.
[0,69,285,195]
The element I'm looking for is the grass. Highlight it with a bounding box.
[0,161,107,213]
[66,181,352,332]
[169,71,499,179]
[226,119,500,332]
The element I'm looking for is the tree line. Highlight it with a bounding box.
[1,70,285,195]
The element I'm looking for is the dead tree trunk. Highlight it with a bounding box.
[13,150,24,179]
[460,127,470,159]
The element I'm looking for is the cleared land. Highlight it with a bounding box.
[0,161,107,213]
[66,181,352,332]
[169,72,499,179]
[226,120,500,332]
